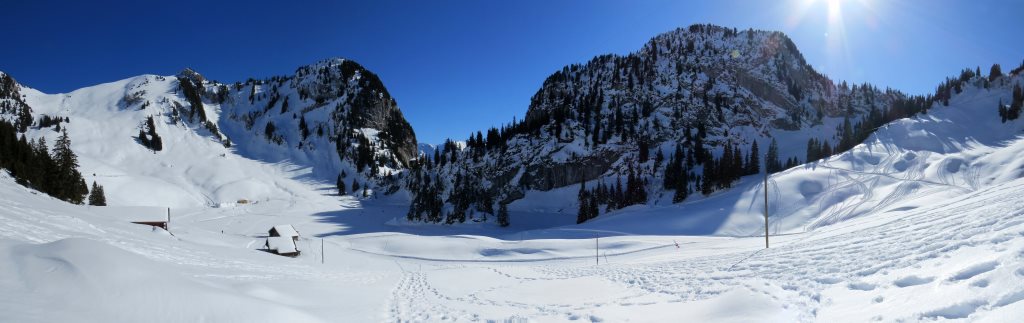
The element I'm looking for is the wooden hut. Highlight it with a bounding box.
[268,225,299,241]
[265,224,300,256]
[264,236,300,257]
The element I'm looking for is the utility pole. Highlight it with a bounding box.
[595,234,599,265]
[764,156,769,249]
[321,238,325,264]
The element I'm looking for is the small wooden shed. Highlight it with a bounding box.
[265,224,300,257]
[264,236,300,257]
[268,225,299,241]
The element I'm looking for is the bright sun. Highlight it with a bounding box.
[789,0,878,37]
[787,0,879,72]
[799,0,852,23]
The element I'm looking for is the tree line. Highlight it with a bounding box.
[0,120,103,204]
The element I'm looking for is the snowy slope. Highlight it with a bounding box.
[15,75,312,207]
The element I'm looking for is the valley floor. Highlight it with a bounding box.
[1,166,1023,322]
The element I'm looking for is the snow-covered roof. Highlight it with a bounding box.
[271,225,299,238]
[266,236,297,254]
[89,206,168,223]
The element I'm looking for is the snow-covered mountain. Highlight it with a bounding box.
[405,24,929,223]
[1,69,1023,320]
[0,58,416,207]
[569,68,1024,237]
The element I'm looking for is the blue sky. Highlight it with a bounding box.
[2,0,1022,144]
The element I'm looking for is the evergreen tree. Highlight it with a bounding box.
[1011,83,1024,121]
[31,137,56,191]
[479,190,495,215]
[664,145,683,190]
[693,134,705,164]
[654,147,664,167]
[840,116,854,151]
[497,203,510,227]
[577,179,590,224]
[588,194,600,221]
[264,121,276,140]
[999,99,1007,123]
[699,170,713,195]
[149,131,163,151]
[139,116,162,151]
[337,174,346,195]
[138,129,150,148]
[732,145,743,178]
[765,138,781,173]
[299,115,309,140]
[672,169,689,203]
[612,176,624,210]
[51,130,88,204]
[721,142,734,184]
[88,181,107,206]
[747,141,760,174]
[352,181,361,196]
[990,64,1003,81]
[806,138,819,162]
[625,167,648,204]
[638,140,650,163]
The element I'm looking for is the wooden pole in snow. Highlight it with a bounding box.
[764,158,769,249]
[595,234,599,265]
[321,239,325,264]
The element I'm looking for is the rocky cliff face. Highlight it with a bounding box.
[205,58,418,192]
[0,72,33,132]
[289,59,418,166]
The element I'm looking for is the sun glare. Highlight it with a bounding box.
[787,0,879,74]
[827,0,843,21]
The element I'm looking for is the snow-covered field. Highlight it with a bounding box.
[3,71,1024,321]
[2,153,1024,322]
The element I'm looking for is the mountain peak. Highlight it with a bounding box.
[291,57,393,104]
[177,67,205,84]
[648,24,805,64]
[293,57,357,77]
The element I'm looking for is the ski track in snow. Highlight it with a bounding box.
[368,177,1024,321]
